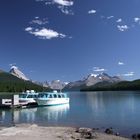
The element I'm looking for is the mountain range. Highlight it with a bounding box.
[7,66,123,91]
[63,73,122,91]
[81,79,140,91]
[1,66,140,92]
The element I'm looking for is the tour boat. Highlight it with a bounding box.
[35,91,69,106]
[19,90,38,104]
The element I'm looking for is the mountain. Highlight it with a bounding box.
[0,70,49,92]
[9,66,29,81]
[63,80,85,91]
[81,79,140,91]
[42,81,50,88]
[0,69,4,73]
[63,73,122,91]
[85,73,121,86]
[50,80,68,90]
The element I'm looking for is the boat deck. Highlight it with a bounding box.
[0,95,38,109]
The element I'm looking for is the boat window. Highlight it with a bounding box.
[34,95,38,98]
[27,95,33,98]
[53,94,57,98]
[19,94,27,98]
[61,94,65,98]
[45,94,48,98]
[38,94,45,98]
[58,94,61,98]
[48,94,53,98]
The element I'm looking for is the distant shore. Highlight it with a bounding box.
[0,124,131,140]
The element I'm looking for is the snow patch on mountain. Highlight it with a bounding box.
[9,66,29,81]
[64,73,122,90]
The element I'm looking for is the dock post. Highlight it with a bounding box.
[11,95,19,108]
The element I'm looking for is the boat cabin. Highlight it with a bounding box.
[19,90,38,99]
[37,93,68,99]
[19,93,38,99]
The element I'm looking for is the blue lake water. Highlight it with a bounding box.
[0,91,140,137]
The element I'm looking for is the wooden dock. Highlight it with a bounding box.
[0,95,37,109]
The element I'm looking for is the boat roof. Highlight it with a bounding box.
[39,92,67,95]
[21,90,38,95]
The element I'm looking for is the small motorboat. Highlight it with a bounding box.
[35,90,69,106]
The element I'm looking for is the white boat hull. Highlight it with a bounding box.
[19,98,36,104]
[36,98,69,106]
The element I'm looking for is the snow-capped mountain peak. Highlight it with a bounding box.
[64,73,123,90]
[9,66,29,81]
[90,73,98,77]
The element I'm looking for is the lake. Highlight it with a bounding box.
[0,91,140,137]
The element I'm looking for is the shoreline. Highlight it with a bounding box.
[0,124,131,140]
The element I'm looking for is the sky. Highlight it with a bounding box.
[0,0,140,82]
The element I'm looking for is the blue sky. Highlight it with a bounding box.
[0,0,140,82]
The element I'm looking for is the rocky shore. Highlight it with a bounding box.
[0,124,132,140]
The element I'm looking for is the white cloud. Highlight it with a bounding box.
[58,5,74,15]
[122,72,134,77]
[25,27,33,31]
[30,18,48,25]
[36,0,74,15]
[117,25,129,32]
[53,0,73,6]
[88,10,96,14]
[59,33,66,38]
[35,16,39,19]
[118,61,124,65]
[93,67,106,72]
[25,15,71,40]
[107,16,114,19]
[116,18,122,23]
[45,1,53,5]
[134,17,140,23]
[25,27,67,39]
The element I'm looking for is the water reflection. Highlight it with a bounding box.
[37,104,70,121]
[19,108,37,123]
[86,91,137,114]
[84,91,139,134]
[86,92,105,111]
[0,104,70,125]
